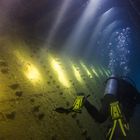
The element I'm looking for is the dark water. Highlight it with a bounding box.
[0,0,140,140]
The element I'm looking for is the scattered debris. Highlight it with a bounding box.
[15,91,23,97]
[38,113,45,120]
[47,81,51,85]
[51,134,57,140]
[71,113,77,118]
[56,85,60,89]
[6,111,16,120]
[81,129,87,136]
[9,83,20,90]
[30,98,35,103]
[0,112,6,121]
[32,105,40,112]
[1,68,9,74]
[59,92,63,95]
[0,60,8,67]
[66,101,70,107]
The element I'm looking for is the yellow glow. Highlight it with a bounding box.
[80,62,93,78]
[50,57,70,88]
[24,63,41,82]
[72,65,83,83]
[91,68,99,77]
[0,82,9,100]
[14,50,42,84]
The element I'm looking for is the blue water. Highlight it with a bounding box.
[107,27,131,76]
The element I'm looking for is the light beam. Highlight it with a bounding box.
[46,0,73,46]
[64,0,101,55]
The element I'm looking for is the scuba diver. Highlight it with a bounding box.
[84,75,140,123]
[55,75,140,140]
[84,75,140,140]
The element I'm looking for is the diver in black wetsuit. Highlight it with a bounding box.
[54,75,140,139]
[84,76,140,123]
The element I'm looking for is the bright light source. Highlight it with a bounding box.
[72,65,83,83]
[80,62,93,78]
[14,50,42,84]
[24,63,41,82]
[50,57,70,88]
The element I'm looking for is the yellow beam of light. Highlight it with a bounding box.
[72,65,83,83]
[24,63,41,82]
[14,50,42,84]
[51,58,70,88]
[80,62,93,78]
[91,67,99,77]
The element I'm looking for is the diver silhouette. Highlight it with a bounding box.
[84,75,140,123]
[84,75,140,140]
[55,75,140,140]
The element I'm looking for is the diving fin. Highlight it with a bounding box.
[72,95,85,112]
[72,94,90,112]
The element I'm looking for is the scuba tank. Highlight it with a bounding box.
[104,75,118,97]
